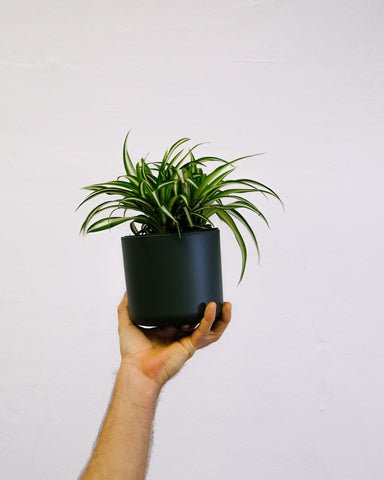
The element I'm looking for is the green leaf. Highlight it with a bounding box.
[173,180,179,197]
[78,133,281,277]
[229,179,283,204]
[215,209,247,284]
[227,209,260,262]
[166,149,185,170]
[178,194,190,207]
[206,188,256,203]
[226,195,270,227]
[76,188,126,211]
[123,131,136,176]
[79,201,121,234]
[136,160,143,181]
[195,158,246,197]
[82,184,108,192]
[173,143,208,170]
[194,168,235,203]
[160,138,190,172]
[183,206,194,227]
[176,167,185,185]
[156,180,177,190]
[87,216,132,233]
[185,178,199,189]
[190,212,214,227]
[151,189,162,208]
[160,205,179,225]
[118,196,155,212]
[126,214,163,232]
[81,180,139,196]
[116,175,141,188]
[130,222,139,234]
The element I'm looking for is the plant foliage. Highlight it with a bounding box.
[77,132,282,283]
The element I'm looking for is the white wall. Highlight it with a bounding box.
[1,1,383,479]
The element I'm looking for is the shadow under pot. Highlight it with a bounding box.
[121,228,223,327]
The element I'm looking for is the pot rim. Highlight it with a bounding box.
[121,227,219,240]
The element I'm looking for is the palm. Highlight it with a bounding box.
[118,294,232,387]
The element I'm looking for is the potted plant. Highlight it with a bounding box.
[77,132,281,326]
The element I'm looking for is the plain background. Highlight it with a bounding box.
[1,1,383,479]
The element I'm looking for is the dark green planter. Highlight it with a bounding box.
[121,228,223,327]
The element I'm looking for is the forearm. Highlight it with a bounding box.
[81,361,161,480]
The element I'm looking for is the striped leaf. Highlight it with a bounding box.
[78,132,281,282]
[123,131,136,176]
[215,209,248,284]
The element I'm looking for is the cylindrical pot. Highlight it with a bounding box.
[121,228,223,327]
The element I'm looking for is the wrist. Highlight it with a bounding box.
[115,359,162,408]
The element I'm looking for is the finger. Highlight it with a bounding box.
[211,302,232,338]
[117,293,132,330]
[117,293,151,354]
[117,292,140,339]
[200,302,232,349]
[189,302,217,350]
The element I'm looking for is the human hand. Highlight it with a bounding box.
[117,293,232,388]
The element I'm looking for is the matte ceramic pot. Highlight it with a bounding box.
[121,228,223,326]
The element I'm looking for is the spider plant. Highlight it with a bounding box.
[77,132,282,283]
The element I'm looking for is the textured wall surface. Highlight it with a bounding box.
[1,1,383,479]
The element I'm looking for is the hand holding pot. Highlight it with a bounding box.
[117,292,232,388]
